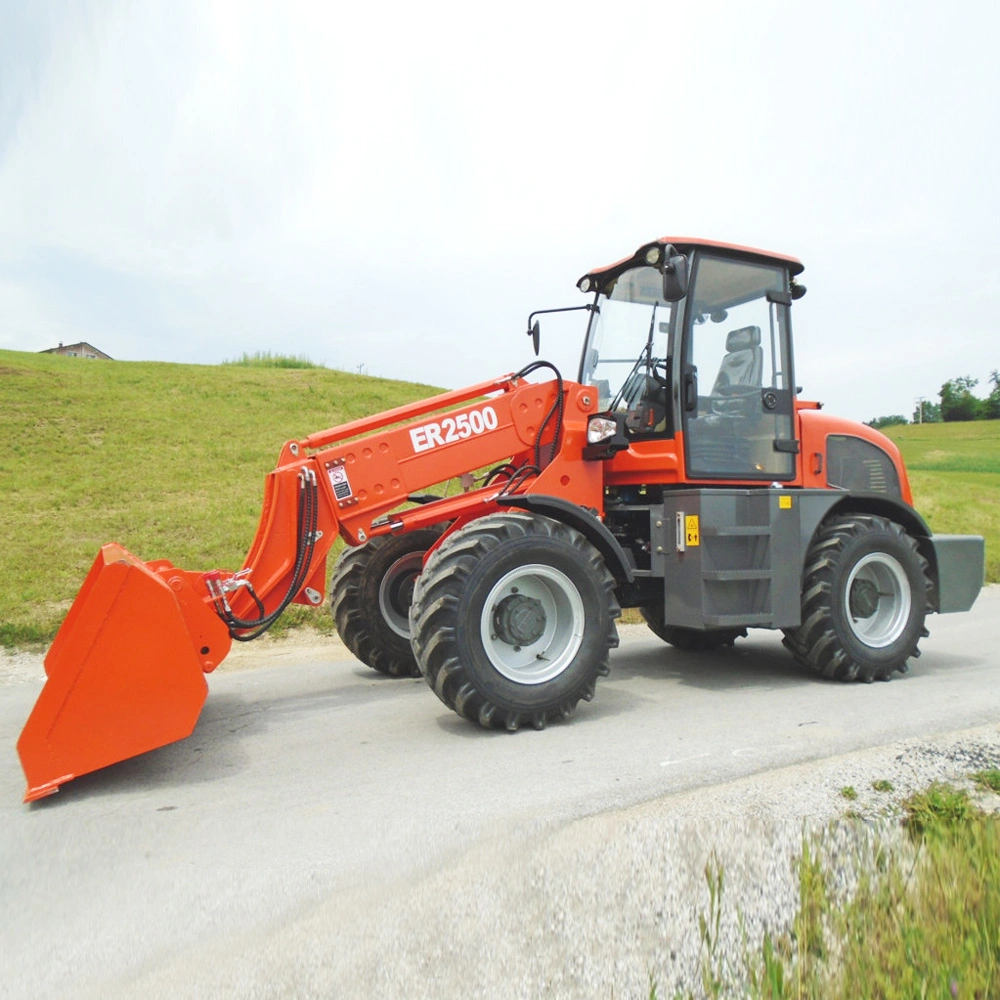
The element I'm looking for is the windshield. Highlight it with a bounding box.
[579,266,674,411]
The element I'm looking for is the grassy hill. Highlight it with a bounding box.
[1,348,995,647]
[0,349,443,646]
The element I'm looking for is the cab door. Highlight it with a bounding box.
[680,253,797,480]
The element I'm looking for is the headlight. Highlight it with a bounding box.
[587,416,618,444]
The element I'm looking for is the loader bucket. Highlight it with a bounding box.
[17,543,232,802]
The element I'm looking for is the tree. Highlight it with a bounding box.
[912,399,941,423]
[865,414,909,430]
[939,376,981,422]
[983,370,1000,420]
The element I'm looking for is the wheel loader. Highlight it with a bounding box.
[17,237,985,801]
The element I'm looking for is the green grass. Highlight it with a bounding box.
[885,420,1000,474]
[0,349,442,646]
[972,768,1000,794]
[881,421,1000,585]
[221,351,325,369]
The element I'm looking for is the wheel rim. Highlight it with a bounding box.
[844,552,911,648]
[479,564,585,684]
[378,552,424,639]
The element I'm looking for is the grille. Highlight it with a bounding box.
[826,435,901,497]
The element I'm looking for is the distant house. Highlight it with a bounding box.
[40,341,113,360]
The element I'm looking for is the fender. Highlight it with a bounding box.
[801,491,933,546]
[795,491,964,612]
[494,493,635,585]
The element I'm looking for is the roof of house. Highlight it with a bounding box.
[40,342,114,360]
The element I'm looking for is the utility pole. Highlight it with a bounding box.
[915,396,926,424]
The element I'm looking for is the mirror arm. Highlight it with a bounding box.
[525,304,596,357]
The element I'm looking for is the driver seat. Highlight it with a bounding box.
[711,326,762,395]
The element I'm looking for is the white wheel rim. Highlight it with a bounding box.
[479,564,585,684]
[845,552,911,648]
[378,552,424,639]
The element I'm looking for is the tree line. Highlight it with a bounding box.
[866,371,1000,429]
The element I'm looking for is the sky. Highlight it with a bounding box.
[1,0,998,422]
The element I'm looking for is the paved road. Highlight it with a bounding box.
[1,588,998,999]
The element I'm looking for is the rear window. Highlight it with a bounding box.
[826,435,901,497]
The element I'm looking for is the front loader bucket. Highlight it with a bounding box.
[17,543,232,802]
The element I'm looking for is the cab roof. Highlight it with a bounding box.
[580,237,805,293]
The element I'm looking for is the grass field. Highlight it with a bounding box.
[883,421,1000,584]
[1,348,996,646]
[0,349,442,646]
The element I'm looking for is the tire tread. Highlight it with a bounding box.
[410,513,619,730]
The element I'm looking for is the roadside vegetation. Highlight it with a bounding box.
[1,348,996,648]
[667,777,1000,999]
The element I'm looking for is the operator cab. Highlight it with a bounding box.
[579,238,804,482]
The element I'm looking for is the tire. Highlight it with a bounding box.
[781,515,931,683]
[409,513,620,731]
[330,527,445,677]
[640,606,745,650]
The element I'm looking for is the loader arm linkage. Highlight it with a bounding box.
[18,372,602,800]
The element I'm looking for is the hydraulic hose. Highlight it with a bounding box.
[212,469,320,642]
[512,360,565,471]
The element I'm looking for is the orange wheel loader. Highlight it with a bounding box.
[17,237,985,801]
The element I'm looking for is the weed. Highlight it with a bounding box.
[839,786,858,801]
[971,768,1000,793]
[793,838,827,962]
[698,852,727,999]
[871,779,894,792]
[903,783,976,838]
[222,351,325,369]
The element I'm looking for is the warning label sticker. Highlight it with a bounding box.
[685,514,700,547]
[327,465,353,501]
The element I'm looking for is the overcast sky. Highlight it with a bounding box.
[1,0,998,421]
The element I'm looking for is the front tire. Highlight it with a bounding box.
[330,527,444,677]
[782,515,930,682]
[409,513,620,731]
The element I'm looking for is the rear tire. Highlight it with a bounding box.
[640,606,745,650]
[409,513,620,731]
[330,527,444,677]
[781,515,930,682]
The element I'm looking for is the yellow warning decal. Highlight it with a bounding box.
[685,514,700,547]
[779,495,793,509]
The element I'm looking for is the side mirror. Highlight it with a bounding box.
[661,250,689,302]
[528,320,540,356]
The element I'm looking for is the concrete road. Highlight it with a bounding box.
[1,588,998,999]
